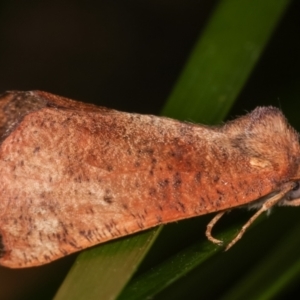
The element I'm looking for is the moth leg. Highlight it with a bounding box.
[225,182,295,251]
[282,198,300,206]
[206,211,226,245]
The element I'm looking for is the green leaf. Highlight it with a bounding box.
[221,218,300,300]
[117,225,242,300]
[162,0,290,124]
[54,0,291,299]
[54,229,162,300]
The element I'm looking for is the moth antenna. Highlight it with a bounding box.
[225,182,295,251]
[206,211,226,245]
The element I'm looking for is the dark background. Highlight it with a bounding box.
[0,0,299,299]
[1,1,299,121]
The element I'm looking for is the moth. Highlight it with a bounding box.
[0,90,300,268]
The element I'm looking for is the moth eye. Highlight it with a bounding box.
[286,181,300,200]
[292,181,300,191]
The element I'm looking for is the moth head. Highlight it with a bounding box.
[279,180,300,206]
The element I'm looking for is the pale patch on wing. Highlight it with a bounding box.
[249,157,271,168]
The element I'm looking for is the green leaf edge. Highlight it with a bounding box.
[54,0,291,299]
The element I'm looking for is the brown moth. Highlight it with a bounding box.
[0,91,300,268]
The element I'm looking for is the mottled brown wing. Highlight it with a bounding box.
[0,91,299,267]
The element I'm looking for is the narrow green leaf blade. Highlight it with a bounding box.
[54,0,290,299]
[54,228,161,300]
[221,220,300,300]
[117,226,241,300]
[162,0,291,124]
